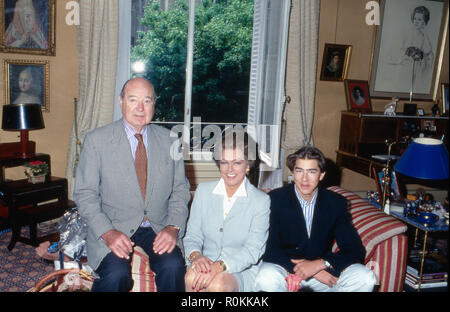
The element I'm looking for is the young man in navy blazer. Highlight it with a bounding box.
[255,146,376,292]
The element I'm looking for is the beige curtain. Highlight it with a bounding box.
[282,0,320,155]
[65,0,119,198]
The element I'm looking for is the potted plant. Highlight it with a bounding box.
[24,161,49,184]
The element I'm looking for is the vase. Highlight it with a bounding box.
[28,174,46,184]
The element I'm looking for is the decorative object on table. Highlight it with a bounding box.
[383,198,391,215]
[416,211,439,225]
[384,97,398,116]
[344,79,372,112]
[24,160,49,183]
[369,0,448,101]
[416,108,424,116]
[403,103,417,116]
[0,0,56,56]
[441,83,449,115]
[319,43,352,81]
[431,101,440,116]
[379,139,397,208]
[1,103,45,158]
[4,59,50,111]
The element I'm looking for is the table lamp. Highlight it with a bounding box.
[2,103,45,158]
[394,137,449,180]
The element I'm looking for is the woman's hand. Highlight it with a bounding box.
[191,261,222,291]
[191,253,213,274]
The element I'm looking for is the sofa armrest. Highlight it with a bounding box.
[328,186,407,261]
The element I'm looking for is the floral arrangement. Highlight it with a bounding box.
[24,160,49,177]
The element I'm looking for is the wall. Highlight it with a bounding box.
[0,0,78,181]
[311,0,449,192]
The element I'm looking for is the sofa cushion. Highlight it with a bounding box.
[130,246,156,292]
[328,186,407,262]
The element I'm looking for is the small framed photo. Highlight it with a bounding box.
[320,43,352,81]
[4,59,49,111]
[372,167,403,203]
[0,0,56,55]
[420,119,436,132]
[441,83,449,114]
[417,108,425,116]
[344,79,372,112]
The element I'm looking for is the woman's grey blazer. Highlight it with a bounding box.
[183,179,270,291]
[73,119,191,270]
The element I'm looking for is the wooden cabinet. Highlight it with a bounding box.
[336,112,449,179]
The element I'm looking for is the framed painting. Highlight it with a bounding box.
[320,43,352,81]
[0,0,56,55]
[344,79,372,112]
[4,59,49,111]
[369,0,448,100]
[373,166,403,203]
[441,83,449,114]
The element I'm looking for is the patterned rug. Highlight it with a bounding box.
[0,225,57,292]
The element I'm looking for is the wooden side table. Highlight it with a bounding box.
[0,176,75,250]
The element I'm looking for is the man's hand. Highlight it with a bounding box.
[291,259,324,280]
[101,230,135,260]
[313,270,338,288]
[153,225,179,255]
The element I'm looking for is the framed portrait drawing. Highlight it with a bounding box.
[4,59,49,111]
[344,79,372,112]
[320,43,352,81]
[369,0,448,100]
[441,83,449,114]
[0,0,56,55]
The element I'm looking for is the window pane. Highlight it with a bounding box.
[191,0,253,123]
[131,0,188,122]
[131,0,253,124]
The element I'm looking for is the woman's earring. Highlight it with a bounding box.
[246,167,250,174]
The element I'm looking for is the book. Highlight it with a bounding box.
[404,278,448,290]
[406,267,448,280]
[406,273,447,284]
[407,255,448,276]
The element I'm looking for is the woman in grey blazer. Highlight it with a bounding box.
[183,131,270,292]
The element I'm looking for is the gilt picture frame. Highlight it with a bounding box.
[0,0,56,55]
[369,0,448,100]
[4,59,49,111]
[320,43,352,81]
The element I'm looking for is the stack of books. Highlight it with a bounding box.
[405,255,448,290]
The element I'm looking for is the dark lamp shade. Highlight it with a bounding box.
[2,103,44,131]
[394,138,449,180]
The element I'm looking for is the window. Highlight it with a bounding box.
[131,0,253,125]
[127,0,290,168]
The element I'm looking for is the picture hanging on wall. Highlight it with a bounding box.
[369,0,448,100]
[0,0,56,55]
[320,43,352,81]
[4,59,49,111]
[344,79,372,112]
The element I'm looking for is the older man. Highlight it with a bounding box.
[74,78,190,292]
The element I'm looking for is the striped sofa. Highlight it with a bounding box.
[131,186,409,292]
[328,186,408,292]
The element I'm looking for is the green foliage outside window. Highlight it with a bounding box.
[131,0,253,123]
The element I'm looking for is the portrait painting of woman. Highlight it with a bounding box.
[5,60,49,111]
[1,0,55,55]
